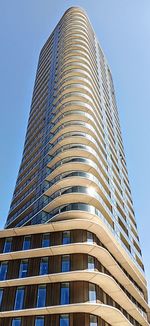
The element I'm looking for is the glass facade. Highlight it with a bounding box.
[4,5,144,276]
[0,6,148,326]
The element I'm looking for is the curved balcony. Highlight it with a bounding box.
[0,214,148,304]
[50,129,107,169]
[55,66,100,94]
[60,32,96,53]
[62,45,98,71]
[52,110,102,139]
[48,145,107,178]
[0,271,148,324]
[51,121,106,158]
[60,31,95,53]
[56,60,99,86]
[55,74,100,100]
[46,156,109,193]
[54,83,100,110]
[0,303,136,325]
[52,101,104,134]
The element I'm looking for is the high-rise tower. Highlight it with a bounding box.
[0,7,149,326]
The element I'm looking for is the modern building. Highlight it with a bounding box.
[0,6,149,326]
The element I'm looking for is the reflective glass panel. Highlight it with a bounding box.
[37,285,46,308]
[0,288,3,306]
[62,231,70,244]
[23,236,31,250]
[0,262,8,281]
[14,287,24,310]
[60,283,69,304]
[90,315,97,326]
[35,316,44,326]
[61,255,70,272]
[88,256,94,270]
[12,319,21,326]
[60,314,69,326]
[3,238,12,253]
[42,233,50,247]
[87,231,93,243]
[89,283,96,302]
[40,257,48,275]
[19,260,28,278]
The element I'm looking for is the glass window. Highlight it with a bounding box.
[23,236,31,250]
[90,315,97,326]
[89,283,96,303]
[0,262,8,280]
[42,233,50,247]
[14,287,24,310]
[3,238,12,253]
[19,260,28,278]
[61,255,70,272]
[12,319,21,326]
[60,314,69,326]
[37,285,46,308]
[87,232,93,243]
[60,283,69,305]
[40,257,48,275]
[0,288,3,306]
[35,316,44,326]
[88,256,94,270]
[62,231,70,244]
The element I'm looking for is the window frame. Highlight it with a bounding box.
[39,257,49,275]
[87,231,93,243]
[22,235,31,250]
[35,316,45,326]
[88,255,95,271]
[61,255,70,272]
[62,231,71,245]
[89,283,96,303]
[0,261,8,281]
[19,259,28,278]
[14,287,25,310]
[42,233,50,247]
[60,282,70,305]
[0,288,3,307]
[12,318,21,326]
[36,285,46,308]
[90,314,98,326]
[60,314,69,326]
[3,237,12,253]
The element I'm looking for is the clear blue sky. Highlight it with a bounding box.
[0,0,150,295]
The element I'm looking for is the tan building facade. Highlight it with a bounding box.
[0,6,149,326]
